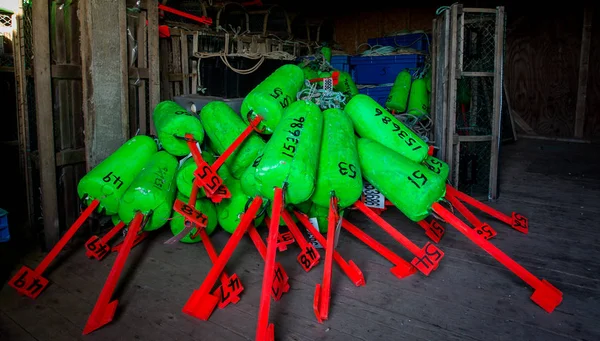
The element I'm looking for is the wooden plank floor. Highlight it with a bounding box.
[2,139,599,341]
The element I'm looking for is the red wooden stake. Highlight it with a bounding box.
[445,190,497,240]
[446,185,528,234]
[188,183,243,309]
[293,210,365,287]
[264,216,295,252]
[354,200,444,276]
[83,211,144,334]
[341,219,416,279]
[9,199,99,299]
[280,210,321,272]
[313,196,339,323]
[416,219,446,243]
[157,4,212,25]
[256,188,283,341]
[185,135,230,200]
[111,232,148,253]
[183,196,263,321]
[212,115,263,171]
[247,224,290,301]
[431,202,562,313]
[85,221,126,260]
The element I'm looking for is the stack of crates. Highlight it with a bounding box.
[350,32,429,108]
[351,54,425,107]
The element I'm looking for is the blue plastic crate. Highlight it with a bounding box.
[350,54,425,85]
[358,85,392,108]
[330,55,350,73]
[368,33,431,53]
[0,208,9,242]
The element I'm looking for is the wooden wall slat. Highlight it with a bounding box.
[505,7,583,138]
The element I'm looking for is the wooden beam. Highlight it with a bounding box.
[574,6,593,138]
[56,148,86,167]
[13,10,35,238]
[511,110,537,136]
[489,6,504,201]
[148,1,160,135]
[446,4,460,186]
[462,8,497,13]
[51,64,81,79]
[137,10,148,135]
[33,0,60,248]
[79,0,129,169]
[129,67,149,80]
[502,82,518,141]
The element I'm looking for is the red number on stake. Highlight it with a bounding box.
[410,242,444,276]
[297,244,320,272]
[195,163,223,196]
[474,223,497,240]
[277,231,295,252]
[216,274,244,308]
[271,263,290,301]
[512,213,529,233]
[85,236,111,260]
[173,199,208,228]
[8,266,49,299]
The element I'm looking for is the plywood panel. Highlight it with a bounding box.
[333,8,434,55]
[585,7,600,139]
[505,7,582,137]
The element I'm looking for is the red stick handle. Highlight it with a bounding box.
[83,211,144,334]
[446,185,512,225]
[432,202,540,287]
[213,115,263,171]
[341,219,409,266]
[38,199,99,274]
[183,196,263,318]
[256,188,283,341]
[317,198,338,321]
[99,221,126,245]
[354,200,421,256]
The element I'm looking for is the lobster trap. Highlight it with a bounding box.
[431,4,505,200]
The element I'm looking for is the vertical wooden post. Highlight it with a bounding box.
[147,0,160,134]
[137,10,148,135]
[446,4,460,185]
[33,0,60,247]
[574,6,592,138]
[13,8,35,238]
[79,0,129,169]
[489,7,505,201]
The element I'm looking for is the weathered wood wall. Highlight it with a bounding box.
[333,7,436,54]
[332,3,599,140]
[504,5,595,138]
[50,0,86,241]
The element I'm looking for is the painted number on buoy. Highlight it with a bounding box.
[282,117,305,158]
[338,162,357,178]
[423,158,442,174]
[102,171,124,190]
[270,87,291,109]
[362,182,385,209]
[408,170,428,189]
[374,108,422,151]
[173,199,208,228]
